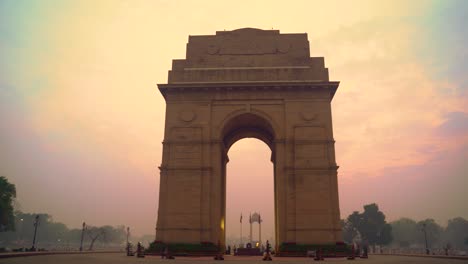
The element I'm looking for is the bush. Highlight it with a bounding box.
[279,242,352,256]
[146,241,219,255]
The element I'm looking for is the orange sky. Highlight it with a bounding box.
[1,0,467,239]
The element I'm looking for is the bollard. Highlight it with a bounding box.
[162,246,175,260]
[361,245,368,259]
[126,242,135,256]
[136,242,145,258]
[347,244,355,260]
[314,248,324,261]
[214,240,224,260]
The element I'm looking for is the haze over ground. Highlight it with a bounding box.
[0,0,467,239]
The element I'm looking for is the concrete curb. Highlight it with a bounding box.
[0,251,121,259]
[372,253,468,261]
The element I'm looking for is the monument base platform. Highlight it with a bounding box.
[235,248,262,256]
[145,241,219,256]
[276,242,351,257]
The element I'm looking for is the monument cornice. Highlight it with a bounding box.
[158,81,339,100]
[284,165,339,171]
[158,166,212,171]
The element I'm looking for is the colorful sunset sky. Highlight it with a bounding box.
[1,0,467,240]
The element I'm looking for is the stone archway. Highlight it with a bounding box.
[155,28,342,253]
[219,112,276,246]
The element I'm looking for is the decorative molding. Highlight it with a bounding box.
[158,81,339,93]
[292,139,335,144]
[185,66,310,70]
[159,84,338,101]
[163,140,217,145]
[284,165,339,171]
[158,166,212,171]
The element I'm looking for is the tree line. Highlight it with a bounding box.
[2,176,467,252]
[342,203,468,252]
[1,176,127,250]
[0,212,126,250]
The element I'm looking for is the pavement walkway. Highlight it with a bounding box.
[1,253,467,264]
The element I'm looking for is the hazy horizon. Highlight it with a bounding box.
[1,0,467,238]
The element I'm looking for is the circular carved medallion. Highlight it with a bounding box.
[179,110,196,122]
[300,112,318,121]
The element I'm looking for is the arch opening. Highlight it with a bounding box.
[220,113,277,249]
[225,139,275,249]
[221,113,276,161]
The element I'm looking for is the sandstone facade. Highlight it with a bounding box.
[156,28,342,249]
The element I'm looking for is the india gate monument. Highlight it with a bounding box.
[155,28,342,254]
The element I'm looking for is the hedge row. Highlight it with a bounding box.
[279,242,352,254]
[146,241,218,254]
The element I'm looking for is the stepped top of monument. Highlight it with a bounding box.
[166,28,331,84]
[188,28,308,57]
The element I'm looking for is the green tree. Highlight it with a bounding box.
[346,203,393,247]
[0,211,127,249]
[0,176,16,232]
[417,219,442,248]
[390,218,418,247]
[85,225,125,250]
[443,217,468,249]
[98,225,126,245]
[341,219,359,243]
[343,212,363,243]
[86,226,106,250]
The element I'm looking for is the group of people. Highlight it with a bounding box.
[126,242,145,258]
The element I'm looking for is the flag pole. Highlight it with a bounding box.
[249,213,252,244]
[259,213,262,247]
[240,213,243,247]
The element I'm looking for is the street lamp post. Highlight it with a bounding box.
[126,226,131,256]
[31,215,39,251]
[79,222,86,252]
[19,218,24,249]
[126,227,130,245]
[422,223,429,255]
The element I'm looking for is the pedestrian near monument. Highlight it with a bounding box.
[262,240,272,261]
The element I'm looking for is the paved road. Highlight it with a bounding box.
[0,253,466,264]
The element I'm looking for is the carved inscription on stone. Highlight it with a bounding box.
[171,145,202,167]
[169,127,202,167]
[209,39,291,55]
[174,145,201,159]
[296,144,325,158]
[295,144,326,167]
[171,127,202,141]
[294,126,327,167]
[294,126,325,140]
